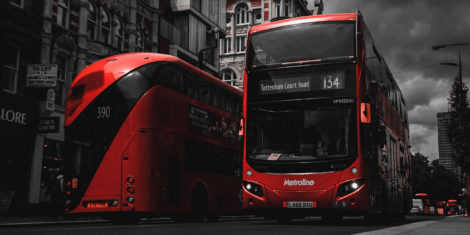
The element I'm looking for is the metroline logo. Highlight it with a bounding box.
[283,179,314,186]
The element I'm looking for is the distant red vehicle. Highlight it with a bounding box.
[414,193,430,215]
[447,199,458,215]
[64,53,243,221]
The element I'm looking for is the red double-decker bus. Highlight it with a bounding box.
[242,13,411,222]
[64,53,243,222]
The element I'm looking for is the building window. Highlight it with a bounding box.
[236,4,249,25]
[236,36,246,53]
[100,8,111,44]
[192,0,201,12]
[221,69,237,86]
[284,0,289,17]
[1,45,19,93]
[55,55,67,106]
[274,1,281,18]
[9,0,24,8]
[57,0,69,28]
[114,17,124,50]
[222,38,231,54]
[136,30,144,52]
[87,1,97,40]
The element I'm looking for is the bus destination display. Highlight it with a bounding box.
[258,71,345,95]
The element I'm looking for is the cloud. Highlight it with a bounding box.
[324,0,470,159]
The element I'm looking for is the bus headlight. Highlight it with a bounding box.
[243,181,263,197]
[337,179,365,197]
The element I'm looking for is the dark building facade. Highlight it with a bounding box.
[219,0,323,88]
[0,0,226,215]
[437,112,462,182]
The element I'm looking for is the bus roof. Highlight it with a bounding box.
[249,13,357,35]
[66,53,241,126]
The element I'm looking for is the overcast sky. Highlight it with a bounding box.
[307,0,470,160]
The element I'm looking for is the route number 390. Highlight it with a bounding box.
[97,106,111,119]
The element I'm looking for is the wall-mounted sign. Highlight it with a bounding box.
[37,116,60,133]
[0,92,37,139]
[26,64,58,88]
[45,88,55,111]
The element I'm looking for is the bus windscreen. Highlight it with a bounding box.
[248,22,355,68]
[246,100,357,173]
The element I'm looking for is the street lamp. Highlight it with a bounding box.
[432,43,470,51]
[432,43,466,77]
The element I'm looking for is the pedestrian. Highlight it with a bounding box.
[459,188,468,216]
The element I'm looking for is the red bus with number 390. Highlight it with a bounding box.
[242,13,411,222]
[64,53,243,222]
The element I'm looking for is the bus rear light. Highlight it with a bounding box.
[66,191,71,196]
[126,186,135,194]
[72,178,78,189]
[127,196,135,204]
[126,176,135,185]
[243,181,263,197]
[337,179,365,197]
[82,200,117,208]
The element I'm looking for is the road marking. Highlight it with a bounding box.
[354,220,440,235]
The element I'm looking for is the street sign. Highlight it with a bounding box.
[26,64,58,88]
[37,116,60,133]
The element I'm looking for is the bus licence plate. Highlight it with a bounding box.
[285,201,315,208]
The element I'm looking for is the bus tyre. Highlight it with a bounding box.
[190,184,209,221]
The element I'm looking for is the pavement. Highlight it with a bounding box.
[0,214,469,234]
[355,215,470,235]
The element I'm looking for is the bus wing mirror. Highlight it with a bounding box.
[238,118,244,136]
[361,103,371,123]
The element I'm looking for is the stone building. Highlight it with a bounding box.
[0,0,226,214]
[219,0,323,88]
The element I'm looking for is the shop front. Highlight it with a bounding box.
[0,92,38,215]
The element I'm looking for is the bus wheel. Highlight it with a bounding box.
[190,184,208,221]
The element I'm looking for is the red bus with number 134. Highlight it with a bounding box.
[242,13,411,222]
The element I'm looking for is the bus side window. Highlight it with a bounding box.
[199,81,210,103]
[183,73,195,98]
[157,66,175,88]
